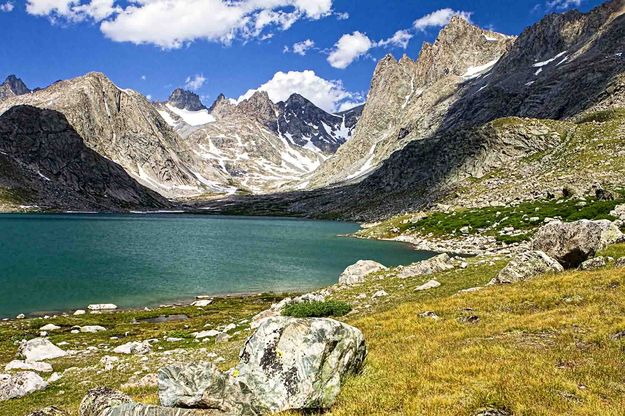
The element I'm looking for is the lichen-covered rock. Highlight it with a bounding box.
[27,406,69,416]
[398,253,455,278]
[80,387,218,415]
[159,363,258,414]
[159,317,366,415]
[531,220,623,268]
[17,338,67,362]
[338,260,387,285]
[489,250,563,284]
[579,256,608,270]
[235,317,366,413]
[0,371,47,401]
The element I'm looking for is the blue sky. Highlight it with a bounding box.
[0,0,605,112]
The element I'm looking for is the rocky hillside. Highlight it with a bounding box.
[0,73,217,199]
[0,75,30,101]
[0,105,167,211]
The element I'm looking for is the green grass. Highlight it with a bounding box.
[359,197,622,243]
[282,300,352,318]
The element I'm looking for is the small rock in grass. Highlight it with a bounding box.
[415,279,441,291]
[18,338,67,362]
[0,371,48,401]
[80,326,107,333]
[39,324,60,332]
[372,290,388,298]
[191,299,213,307]
[338,260,387,285]
[419,311,440,320]
[194,330,221,340]
[5,360,52,373]
[113,341,151,355]
[579,256,607,270]
[73,310,86,316]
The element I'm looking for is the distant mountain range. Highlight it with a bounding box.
[0,0,623,216]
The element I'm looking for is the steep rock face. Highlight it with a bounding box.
[307,17,515,188]
[442,0,625,128]
[278,94,362,153]
[183,112,324,194]
[167,88,206,111]
[0,72,212,198]
[0,75,30,101]
[0,106,167,210]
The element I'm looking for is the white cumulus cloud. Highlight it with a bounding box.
[327,31,373,69]
[289,39,315,55]
[413,8,472,32]
[184,74,206,91]
[376,30,413,49]
[546,0,582,10]
[0,1,14,12]
[25,0,340,48]
[26,0,118,21]
[237,70,362,113]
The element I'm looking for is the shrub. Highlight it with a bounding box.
[282,300,352,318]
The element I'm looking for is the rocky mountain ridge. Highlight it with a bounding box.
[306,17,516,188]
[200,0,625,220]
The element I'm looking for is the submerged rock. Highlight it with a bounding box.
[0,371,48,401]
[398,253,455,278]
[338,260,387,285]
[18,338,67,362]
[531,220,622,268]
[489,250,563,284]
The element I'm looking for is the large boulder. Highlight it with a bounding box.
[531,220,623,268]
[398,253,455,279]
[17,338,67,362]
[80,387,215,416]
[338,260,387,285]
[159,363,258,414]
[0,371,48,401]
[235,317,366,413]
[489,250,563,284]
[159,317,366,415]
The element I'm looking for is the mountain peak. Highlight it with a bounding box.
[168,88,206,111]
[0,75,30,100]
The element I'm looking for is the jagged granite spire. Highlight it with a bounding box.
[168,88,206,111]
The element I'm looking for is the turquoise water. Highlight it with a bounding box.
[0,214,433,317]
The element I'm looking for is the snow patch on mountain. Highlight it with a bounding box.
[166,104,215,126]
